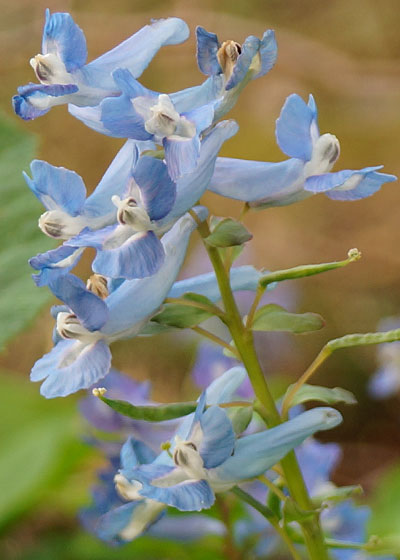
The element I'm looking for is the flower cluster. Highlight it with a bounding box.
[14,9,399,559]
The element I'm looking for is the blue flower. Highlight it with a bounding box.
[69,26,276,135]
[25,140,137,241]
[30,210,206,398]
[209,94,396,206]
[64,154,176,279]
[30,120,238,282]
[82,366,247,543]
[194,26,277,121]
[13,10,189,120]
[118,394,342,513]
[368,317,400,399]
[96,68,217,181]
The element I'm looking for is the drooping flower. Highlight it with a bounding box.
[13,10,189,120]
[208,94,397,207]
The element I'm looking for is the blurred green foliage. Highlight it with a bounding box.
[0,114,54,350]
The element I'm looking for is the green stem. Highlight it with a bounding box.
[232,487,302,560]
[197,219,331,560]
[191,325,240,359]
[281,346,332,418]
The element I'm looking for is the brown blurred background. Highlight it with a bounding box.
[0,0,400,556]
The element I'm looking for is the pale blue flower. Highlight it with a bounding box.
[369,318,400,399]
[118,396,342,512]
[209,94,396,206]
[30,210,206,398]
[13,10,189,120]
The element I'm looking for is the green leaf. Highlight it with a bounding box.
[226,406,253,435]
[0,370,78,527]
[205,218,252,247]
[0,114,55,349]
[285,383,357,408]
[327,329,400,352]
[369,463,400,538]
[259,249,361,289]
[152,293,216,328]
[252,304,325,334]
[312,485,363,507]
[99,396,197,421]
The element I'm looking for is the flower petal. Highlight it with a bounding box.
[196,406,235,468]
[163,120,238,222]
[212,407,343,485]
[42,9,87,72]
[132,464,215,511]
[133,156,176,221]
[226,35,261,90]
[93,230,165,280]
[31,339,112,398]
[275,94,315,160]
[164,135,200,182]
[83,18,190,89]
[253,29,278,79]
[13,83,78,120]
[102,208,207,335]
[196,27,221,76]
[209,156,304,203]
[24,160,86,215]
[45,271,109,331]
[83,140,138,217]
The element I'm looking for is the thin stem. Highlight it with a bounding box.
[232,487,302,560]
[191,326,240,359]
[281,346,332,418]
[258,474,287,502]
[246,286,265,328]
[164,297,225,319]
[198,217,330,560]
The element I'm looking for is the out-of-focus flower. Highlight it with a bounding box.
[13,10,189,120]
[368,318,400,399]
[208,94,396,207]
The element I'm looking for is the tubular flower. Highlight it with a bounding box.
[13,10,189,120]
[115,385,342,513]
[208,94,396,207]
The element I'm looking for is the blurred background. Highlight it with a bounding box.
[1,0,400,558]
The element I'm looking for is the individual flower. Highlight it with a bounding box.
[25,140,137,241]
[82,365,247,543]
[29,120,238,282]
[30,209,206,398]
[60,120,237,280]
[70,26,277,133]
[96,68,216,181]
[194,26,277,121]
[368,318,400,399]
[118,399,342,514]
[13,10,189,120]
[208,93,396,207]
